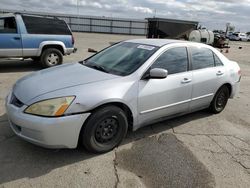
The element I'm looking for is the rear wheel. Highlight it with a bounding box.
[209,86,229,113]
[41,48,63,68]
[81,106,128,153]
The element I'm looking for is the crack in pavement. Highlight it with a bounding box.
[172,127,250,173]
[226,136,250,153]
[172,128,250,146]
[113,149,120,188]
[207,135,250,171]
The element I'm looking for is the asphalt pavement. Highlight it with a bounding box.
[0,33,250,187]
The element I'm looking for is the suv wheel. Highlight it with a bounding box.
[41,48,63,68]
[81,106,128,153]
[209,86,229,114]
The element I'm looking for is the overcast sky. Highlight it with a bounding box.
[1,0,250,31]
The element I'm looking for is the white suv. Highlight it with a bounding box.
[238,33,248,41]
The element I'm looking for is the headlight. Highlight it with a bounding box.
[24,96,75,117]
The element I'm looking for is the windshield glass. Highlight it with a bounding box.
[83,42,159,76]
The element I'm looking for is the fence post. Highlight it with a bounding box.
[90,18,92,33]
[129,21,132,35]
[110,19,113,34]
[69,17,72,31]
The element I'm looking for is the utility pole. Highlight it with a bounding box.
[225,23,230,36]
[154,9,156,18]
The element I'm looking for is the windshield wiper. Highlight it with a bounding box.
[84,63,110,73]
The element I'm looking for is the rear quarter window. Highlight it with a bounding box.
[22,15,71,35]
[213,53,224,66]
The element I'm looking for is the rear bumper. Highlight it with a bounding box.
[230,80,240,98]
[5,94,90,149]
[65,47,77,55]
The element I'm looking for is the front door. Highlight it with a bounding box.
[138,46,192,126]
[0,17,22,57]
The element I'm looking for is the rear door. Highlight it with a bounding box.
[138,46,193,125]
[0,16,22,57]
[189,46,227,110]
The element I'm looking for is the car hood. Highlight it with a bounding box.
[13,63,120,104]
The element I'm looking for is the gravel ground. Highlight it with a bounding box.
[0,33,250,188]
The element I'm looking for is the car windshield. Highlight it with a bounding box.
[82,42,159,76]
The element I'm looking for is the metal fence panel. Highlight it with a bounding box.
[92,26,110,33]
[0,9,147,35]
[131,28,146,35]
[112,27,130,34]
[112,21,130,27]
[92,19,111,26]
[131,22,146,28]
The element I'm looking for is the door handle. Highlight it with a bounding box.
[13,37,21,40]
[181,78,192,84]
[216,71,224,76]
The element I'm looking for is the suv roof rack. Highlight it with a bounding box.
[14,12,60,20]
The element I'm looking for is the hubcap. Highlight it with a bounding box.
[95,117,119,143]
[47,53,59,65]
[216,91,226,110]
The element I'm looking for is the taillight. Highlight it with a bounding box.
[71,35,75,45]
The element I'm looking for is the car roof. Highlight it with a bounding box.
[125,39,187,47]
[0,13,15,18]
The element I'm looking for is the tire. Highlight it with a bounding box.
[209,86,229,114]
[81,106,128,153]
[40,48,63,68]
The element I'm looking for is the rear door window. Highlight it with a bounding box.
[190,47,215,70]
[151,47,188,75]
[22,15,71,35]
[0,17,17,33]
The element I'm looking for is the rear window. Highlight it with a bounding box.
[22,15,71,35]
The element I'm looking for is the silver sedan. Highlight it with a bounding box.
[5,39,241,153]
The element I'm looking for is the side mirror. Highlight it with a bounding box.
[149,68,168,79]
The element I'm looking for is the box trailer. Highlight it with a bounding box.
[146,17,198,39]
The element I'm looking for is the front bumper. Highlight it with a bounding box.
[5,94,90,149]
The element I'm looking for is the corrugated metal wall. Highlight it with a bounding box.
[0,9,147,35]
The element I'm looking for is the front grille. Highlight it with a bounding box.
[11,94,24,108]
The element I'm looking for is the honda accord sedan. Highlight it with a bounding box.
[5,39,241,153]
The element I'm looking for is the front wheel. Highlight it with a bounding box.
[40,48,63,68]
[209,86,229,114]
[81,106,128,153]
